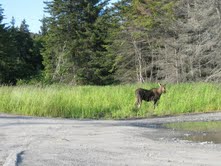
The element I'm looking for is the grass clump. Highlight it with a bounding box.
[0,83,221,119]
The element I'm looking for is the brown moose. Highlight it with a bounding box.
[135,83,166,108]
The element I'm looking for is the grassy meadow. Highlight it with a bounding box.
[0,83,221,119]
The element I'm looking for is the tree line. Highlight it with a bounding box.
[0,0,221,85]
[0,6,43,85]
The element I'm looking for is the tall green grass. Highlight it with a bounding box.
[164,121,221,132]
[0,83,221,119]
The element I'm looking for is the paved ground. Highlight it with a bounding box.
[1,112,221,166]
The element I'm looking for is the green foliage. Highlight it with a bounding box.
[164,121,221,132]
[106,0,177,83]
[0,0,220,86]
[0,4,43,85]
[0,0,188,86]
[42,0,115,85]
[0,83,220,119]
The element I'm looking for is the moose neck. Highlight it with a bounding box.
[156,88,163,95]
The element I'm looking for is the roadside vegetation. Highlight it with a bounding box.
[164,121,221,132]
[0,83,221,119]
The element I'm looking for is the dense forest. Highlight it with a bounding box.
[0,0,221,85]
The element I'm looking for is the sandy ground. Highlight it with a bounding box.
[1,112,221,166]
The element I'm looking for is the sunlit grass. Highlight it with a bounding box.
[0,82,221,119]
[164,121,221,132]
[155,83,221,116]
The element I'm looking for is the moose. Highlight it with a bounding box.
[135,83,166,108]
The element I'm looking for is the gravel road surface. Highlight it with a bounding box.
[1,112,221,166]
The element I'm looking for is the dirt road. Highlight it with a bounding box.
[1,112,221,166]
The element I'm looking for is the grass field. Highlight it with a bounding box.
[0,83,221,119]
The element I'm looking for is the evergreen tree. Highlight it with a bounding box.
[0,4,18,84]
[19,19,29,32]
[10,20,40,78]
[0,4,6,83]
[10,17,16,27]
[43,0,115,85]
[0,8,43,84]
[40,16,48,36]
[108,0,176,83]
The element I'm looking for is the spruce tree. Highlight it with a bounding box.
[0,5,18,84]
[43,0,115,85]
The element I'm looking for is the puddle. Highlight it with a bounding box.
[163,121,221,144]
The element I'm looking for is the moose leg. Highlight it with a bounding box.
[135,97,142,108]
[153,100,158,109]
[138,100,142,108]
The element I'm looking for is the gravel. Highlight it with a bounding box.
[1,112,221,166]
